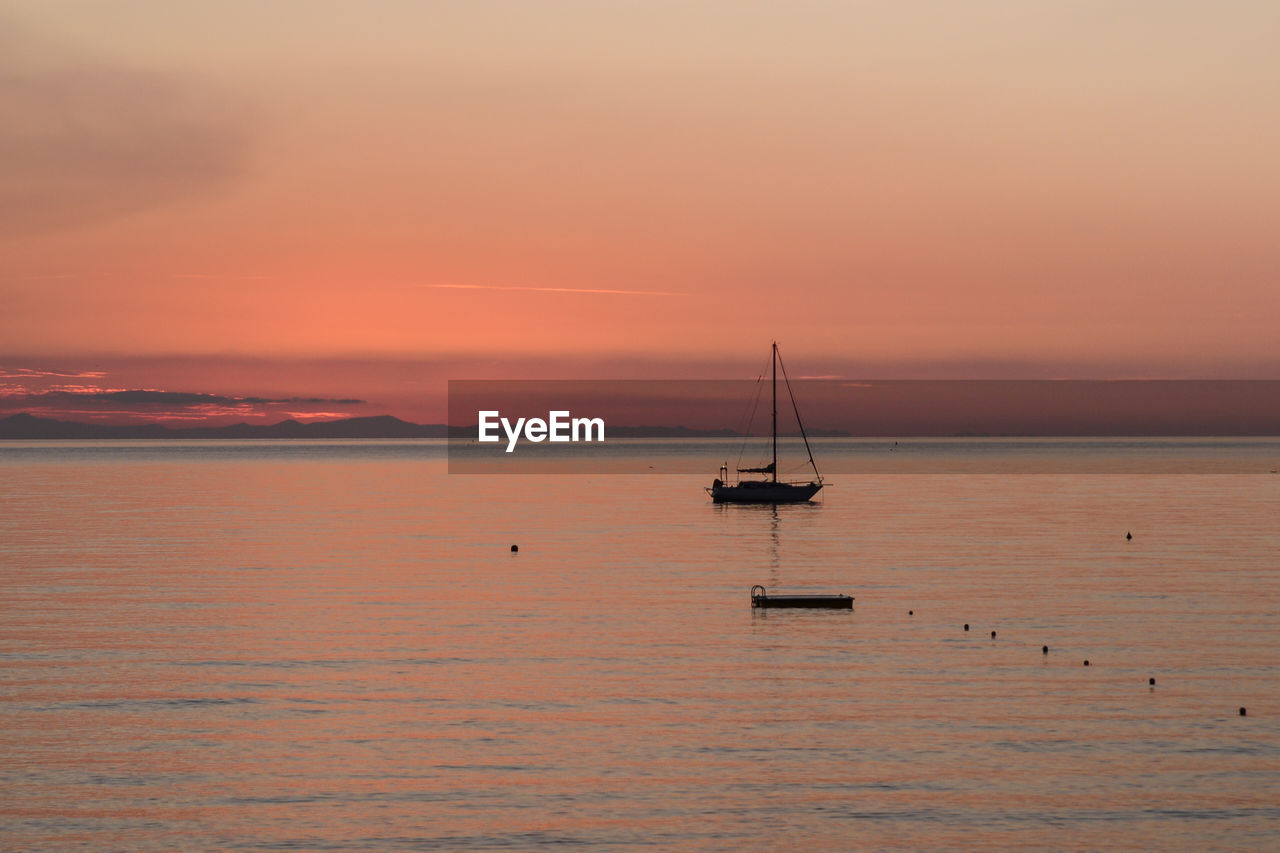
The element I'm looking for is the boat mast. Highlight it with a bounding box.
[775,344,822,484]
[771,341,778,482]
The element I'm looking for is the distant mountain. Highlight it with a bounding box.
[605,425,738,438]
[0,413,786,440]
[0,413,449,440]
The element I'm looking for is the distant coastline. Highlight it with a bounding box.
[0,413,842,440]
[0,413,443,440]
[4,412,1279,440]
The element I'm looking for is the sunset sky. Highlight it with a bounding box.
[3,1,1278,423]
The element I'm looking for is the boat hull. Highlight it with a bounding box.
[708,480,822,503]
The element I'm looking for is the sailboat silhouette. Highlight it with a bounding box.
[706,342,824,503]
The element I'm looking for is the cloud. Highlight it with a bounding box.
[426,283,683,297]
[0,17,253,235]
[8,390,365,407]
[0,388,367,422]
[0,367,107,379]
[282,411,359,421]
[172,273,272,281]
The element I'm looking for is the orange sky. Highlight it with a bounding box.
[3,1,1279,420]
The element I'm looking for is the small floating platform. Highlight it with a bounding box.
[751,584,853,609]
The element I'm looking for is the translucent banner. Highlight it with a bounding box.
[446,380,1280,474]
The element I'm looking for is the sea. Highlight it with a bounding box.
[2,439,1278,850]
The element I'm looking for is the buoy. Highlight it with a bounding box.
[1042,645,1048,654]
[1240,707,1247,716]
[990,630,997,639]
[1126,531,1132,541]
[1084,660,1090,666]
[1149,677,1156,685]
[964,623,969,631]
[908,610,913,615]
[510,544,519,552]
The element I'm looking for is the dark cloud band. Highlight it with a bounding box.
[1,390,366,407]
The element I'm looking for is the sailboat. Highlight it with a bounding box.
[707,342,824,503]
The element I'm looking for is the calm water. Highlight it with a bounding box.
[2,440,1279,850]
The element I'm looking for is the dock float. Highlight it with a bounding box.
[751,585,854,609]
